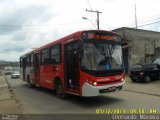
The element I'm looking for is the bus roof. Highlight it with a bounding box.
[20,30,120,57]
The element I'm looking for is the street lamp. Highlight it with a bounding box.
[82,17,96,29]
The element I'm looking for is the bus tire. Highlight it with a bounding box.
[27,76,34,88]
[55,79,67,99]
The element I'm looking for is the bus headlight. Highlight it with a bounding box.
[121,78,125,82]
[85,80,97,86]
[93,82,97,86]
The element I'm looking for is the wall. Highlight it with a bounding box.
[113,27,160,68]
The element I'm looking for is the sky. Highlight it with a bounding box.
[1,0,160,61]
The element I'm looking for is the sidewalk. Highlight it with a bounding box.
[124,76,160,96]
[0,75,20,113]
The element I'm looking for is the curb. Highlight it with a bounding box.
[3,75,13,97]
[0,76,12,101]
[1,75,22,114]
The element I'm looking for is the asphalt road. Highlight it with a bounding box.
[5,75,160,119]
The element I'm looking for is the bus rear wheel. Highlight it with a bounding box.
[55,80,66,99]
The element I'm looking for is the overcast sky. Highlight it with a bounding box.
[1,0,160,61]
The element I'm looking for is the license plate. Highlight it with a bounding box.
[99,87,116,93]
[108,86,116,91]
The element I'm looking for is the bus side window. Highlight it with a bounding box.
[51,44,61,64]
[26,56,29,67]
[26,55,32,67]
[41,49,50,65]
[34,54,40,68]
[31,54,34,66]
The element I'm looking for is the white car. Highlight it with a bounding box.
[4,66,12,75]
[11,71,20,79]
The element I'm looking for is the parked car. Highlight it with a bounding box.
[129,58,160,83]
[11,71,20,79]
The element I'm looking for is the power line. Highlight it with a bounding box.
[100,21,114,30]
[126,15,160,28]
[0,21,84,29]
[123,11,160,28]
[86,9,102,30]
[138,15,160,25]
[85,0,97,25]
[138,20,160,27]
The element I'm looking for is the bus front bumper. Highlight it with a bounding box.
[82,81,125,97]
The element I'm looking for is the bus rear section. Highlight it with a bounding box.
[20,30,125,98]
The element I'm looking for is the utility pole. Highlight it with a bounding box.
[135,4,138,29]
[86,9,102,30]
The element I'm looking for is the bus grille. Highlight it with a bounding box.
[84,69,123,77]
[97,79,122,85]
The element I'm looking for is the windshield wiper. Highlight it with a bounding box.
[94,43,116,64]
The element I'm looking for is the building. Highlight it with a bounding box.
[113,27,160,71]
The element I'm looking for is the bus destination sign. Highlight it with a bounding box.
[88,33,114,40]
[82,31,121,42]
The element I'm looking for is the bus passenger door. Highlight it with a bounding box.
[22,57,26,81]
[34,53,40,84]
[64,40,80,94]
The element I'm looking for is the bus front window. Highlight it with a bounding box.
[81,41,123,71]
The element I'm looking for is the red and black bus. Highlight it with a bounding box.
[20,30,125,98]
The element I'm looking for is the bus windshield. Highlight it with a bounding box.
[81,41,123,71]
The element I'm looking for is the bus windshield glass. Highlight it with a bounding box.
[81,41,123,71]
